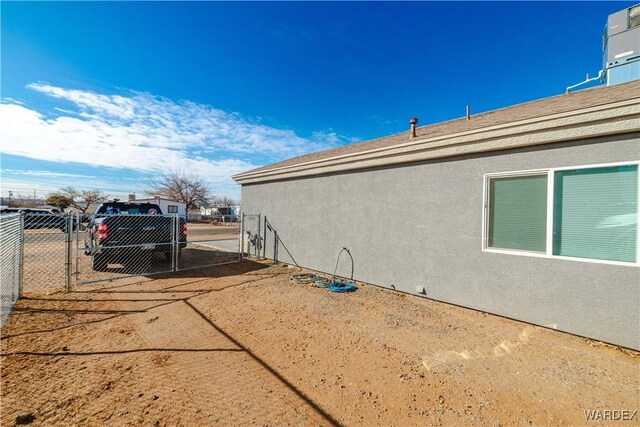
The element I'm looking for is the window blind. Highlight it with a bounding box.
[488,175,548,252]
[553,165,638,262]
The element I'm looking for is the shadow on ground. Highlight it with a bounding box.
[1,260,338,426]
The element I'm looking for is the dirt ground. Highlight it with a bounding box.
[1,260,638,426]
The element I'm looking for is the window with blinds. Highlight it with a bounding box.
[553,165,638,263]
[488,174,547,252]
[485,163,638,264]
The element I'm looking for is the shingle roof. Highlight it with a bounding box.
[241,80,640,176]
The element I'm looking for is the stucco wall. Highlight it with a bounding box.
[241,133,640,350]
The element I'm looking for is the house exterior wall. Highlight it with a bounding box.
[241,133,640,350]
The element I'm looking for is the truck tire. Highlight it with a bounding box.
[129,251,153,274]
[92,253,109,272]
[163,250,182,263]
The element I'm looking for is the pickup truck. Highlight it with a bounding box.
[85,202,187,271]
[1,207,69,232]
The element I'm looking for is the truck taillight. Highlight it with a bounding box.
[97,223,108,241]
[181,223,188,235]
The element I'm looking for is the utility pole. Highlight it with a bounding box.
[33,189,36,206]
[8,191,13,207]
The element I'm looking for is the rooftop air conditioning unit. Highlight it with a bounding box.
[603,4,640,85]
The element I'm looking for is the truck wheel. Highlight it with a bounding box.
[92,253,109,272]
[140,251,153,273]
[163,250,182,263]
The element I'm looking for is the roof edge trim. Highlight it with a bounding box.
[234,98,640,185]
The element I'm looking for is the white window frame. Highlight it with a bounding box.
[482,160,640,267]
[168,205,179,213]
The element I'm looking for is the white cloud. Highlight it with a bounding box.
[310,130,361,145]
[0,103,251,180]
[1,169,93,179]
[1,97,25,106]
[19,83,342,156]
[0,168,150,197]
[28,83,136,120]
[1,84,352,196]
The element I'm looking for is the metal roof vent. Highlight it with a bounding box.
[409,118,418,139]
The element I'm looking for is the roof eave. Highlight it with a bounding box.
[233,98,640,185]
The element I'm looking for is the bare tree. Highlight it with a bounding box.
[145,171,212,211]
[47,187,109,213]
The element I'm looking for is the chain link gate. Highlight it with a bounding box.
[74,212,242,285]
[16,212,71,294]
[181,214,241,271]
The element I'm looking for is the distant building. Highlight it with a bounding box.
[129,195,187,215]
[200,206,240,217]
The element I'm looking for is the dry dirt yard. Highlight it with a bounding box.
[1,260,638,426]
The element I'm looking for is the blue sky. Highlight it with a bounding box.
[1,1,634,201]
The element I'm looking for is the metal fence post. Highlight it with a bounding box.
[239,213,245,262]
[74,212,80,286]
[64,213,72,292]
[274,229,278,263]
[173,215,179,272]
[18,213,25,298]
[256,213,261,258]
[263,215,267,259]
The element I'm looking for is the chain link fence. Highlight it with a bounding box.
[0,210,243,304]
[75,213,241,285]
[75,212,177,284]
[1,213,23,326]
[182,214,241,271]
[21,213,70,295]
